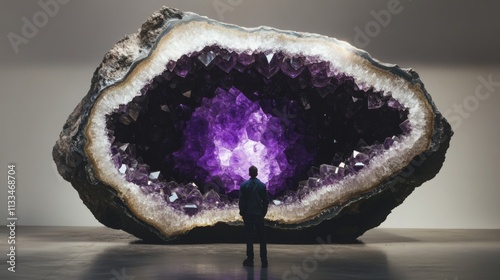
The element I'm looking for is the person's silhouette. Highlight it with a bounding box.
[239,165,269,268]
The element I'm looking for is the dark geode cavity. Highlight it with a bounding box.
[53,7,452,243]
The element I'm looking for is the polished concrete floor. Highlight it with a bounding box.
[0,227,499,279]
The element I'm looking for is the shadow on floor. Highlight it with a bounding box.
[80,241,401,280]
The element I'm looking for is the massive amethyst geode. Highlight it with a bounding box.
[53,7,452,242]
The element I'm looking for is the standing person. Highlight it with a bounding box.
[239,165,269,268]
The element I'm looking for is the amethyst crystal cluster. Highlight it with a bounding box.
[105,45,409,216]
[53,7,452,242]
[172,86,312,195]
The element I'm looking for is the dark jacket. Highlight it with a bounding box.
[239,177,269,217]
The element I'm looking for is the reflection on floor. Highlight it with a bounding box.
[1,227,499,279]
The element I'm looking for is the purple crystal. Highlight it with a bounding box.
[307,61,328,76]
[112,153,121,168]
[171,187,188,200]
[173,86,314,195]
[353,150,370,164]
[369,144,385,158]
[280,57,304,78]
[333,166,345,179]
[319,164,337,185]
[308,177,320,189]
[174,55,191,77]
[311,70,331,88]
[319,164,335,178]
[353,162,365,172]
[149,182,165,194]
[387,98,402,109]
[166,60,176,72]
[306,62,331,88]
[235,52,255,72]
[203,189,221,207]
[215,51,237,73]
[198,51,216,67]
[368,94,384,109]
[164,181,179,194]
[186,189,203,206]
[383,137,395,149]
[399,119,412,134]
[297,185,310,199]
[136,163,150,175]
[254,52,281,79]
[125,168,149,185]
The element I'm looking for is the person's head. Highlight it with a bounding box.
[249,166,258,178]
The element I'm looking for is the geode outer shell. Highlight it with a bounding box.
[53,7,452,243]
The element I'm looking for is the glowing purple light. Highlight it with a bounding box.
[173,87,313,194]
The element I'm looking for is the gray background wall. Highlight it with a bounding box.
[1,0,499,228]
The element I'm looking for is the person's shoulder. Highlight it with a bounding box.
[241,179,251,187]
[256,179,266,188]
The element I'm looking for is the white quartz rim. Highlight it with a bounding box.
[85,19,433,237]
